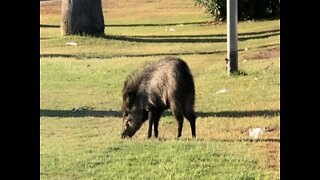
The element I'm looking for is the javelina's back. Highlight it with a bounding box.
[139,57,195,110]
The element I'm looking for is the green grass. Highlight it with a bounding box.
[41,134,267,179]
[41,0,280,179]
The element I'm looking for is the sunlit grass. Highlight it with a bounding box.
[40,0,280,179]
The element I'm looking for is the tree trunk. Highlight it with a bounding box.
[61,0,104,36]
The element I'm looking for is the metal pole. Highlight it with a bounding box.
[227,0,238,76]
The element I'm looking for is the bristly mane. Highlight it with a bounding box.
[122,72,142,111]
[123,72,141,93]
[121,61,157,112]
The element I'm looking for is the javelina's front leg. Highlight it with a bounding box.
[148,118,153,138]
[148,111,162,138]
[152,112,162,138]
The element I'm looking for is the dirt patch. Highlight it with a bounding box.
[244,47,280,60]
[250,141,280,178]
[40,1,61,14]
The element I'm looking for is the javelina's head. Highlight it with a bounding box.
[121,75,148,138]
[121,105,148,138]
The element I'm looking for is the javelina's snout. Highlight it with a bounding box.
[121,131,131,138]
[121,128,134,138]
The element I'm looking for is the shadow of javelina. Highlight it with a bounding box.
[121,56,196,139]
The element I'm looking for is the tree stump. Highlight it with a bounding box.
[61,0,105,35]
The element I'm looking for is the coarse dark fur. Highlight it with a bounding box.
[121,56,196,138]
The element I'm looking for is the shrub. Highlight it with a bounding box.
[194,0,280,21]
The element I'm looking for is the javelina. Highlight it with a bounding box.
[121,57,196,138]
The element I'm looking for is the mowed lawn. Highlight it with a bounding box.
[40,0,280,179]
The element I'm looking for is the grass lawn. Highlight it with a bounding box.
[40,0,280,179]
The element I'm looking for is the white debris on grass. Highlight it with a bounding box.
[249,128,265,139]
[216,88,229,94]
[71,106,93,112]
[66,42,78,46]
[165,28,175,31]
[254,77,258,80]
[243,59,247,62]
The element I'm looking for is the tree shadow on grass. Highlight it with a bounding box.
[157,137,280,143]
[39,23,279,43]
[39,50,227,59]
[214,110,280,117]
[98,30,279,44]
[40,21,208,28]
[40,109,122,118]
[40,109,279,118]
[170,110,280,118]
[40,43,279,59]
[40,24,60,28]
[105,21,208,27]
[129,29,279,38]
[101,34,226,43]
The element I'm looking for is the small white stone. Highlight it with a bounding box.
[216,89,228,94]
[66,42,77,46]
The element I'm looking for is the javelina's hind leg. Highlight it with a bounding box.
[183,96,196,138]
[177,118,184,138]
[171,103,184,138]
[184,111,196,138]
[172,109,184,138]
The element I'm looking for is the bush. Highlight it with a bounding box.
[194,0,280,21]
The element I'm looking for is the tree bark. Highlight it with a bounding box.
[61,0,104,36]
